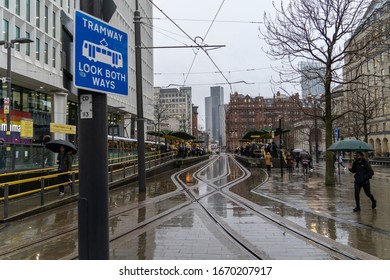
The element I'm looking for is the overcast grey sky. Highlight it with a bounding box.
[152,0,282,129]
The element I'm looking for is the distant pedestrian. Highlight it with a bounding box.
[271,142,278,158]
[265,151,272,175]
[338,153,346,170]
[294,152,300,170]
[299,150,310,174]
[57,145,73,197]
[348,152,376,212]
[286,151,294,174]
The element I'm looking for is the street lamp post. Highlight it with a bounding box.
[0,38,33,150]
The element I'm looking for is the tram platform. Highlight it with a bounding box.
[0,155,388,260]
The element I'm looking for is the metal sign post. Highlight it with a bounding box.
[76,0,119,260]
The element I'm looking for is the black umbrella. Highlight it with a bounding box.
[45,139,78,154]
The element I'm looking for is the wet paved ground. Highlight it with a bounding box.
[251,163,390,259]
[0,154,388,259]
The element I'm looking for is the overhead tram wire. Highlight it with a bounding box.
[143,22,191,46]
[149,0,233,93]
[153,67,274,76]
[147,17,263,25]
[182,0,226,86]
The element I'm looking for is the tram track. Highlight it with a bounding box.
[172,154,372,260]
[0,154,378,260]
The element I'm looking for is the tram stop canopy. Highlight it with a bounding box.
[242,128,290,141]
[147,130,196,141]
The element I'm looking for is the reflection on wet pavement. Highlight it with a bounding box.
[229,164,390,259]
[1,154,389,260]
[109,193,189,237]
[2,233,78,260]
[200,192,336,260]
[110,206,254,260]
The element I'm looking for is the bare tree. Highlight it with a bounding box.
[344,87,387,143]
[261,0,385,186]
[153,97,170,145]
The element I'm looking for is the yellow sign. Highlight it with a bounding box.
[4,105,9,114]
[50,123,76,134]
[20,119,34,138]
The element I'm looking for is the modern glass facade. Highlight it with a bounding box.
[1,0,154,149]
[0,81,51,143]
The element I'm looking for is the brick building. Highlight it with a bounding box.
[225,91,304,151]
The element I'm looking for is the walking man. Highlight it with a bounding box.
[348,152,376,212]
[57,145,73,197]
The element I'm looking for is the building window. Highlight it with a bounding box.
[26,0,31,21]
[4,0,9,9]
[15,26,20,51]
[12,87,21,111]
[52,11,56,37]
[44,42,48,64]
[16,0,21,15]
[44,5,49,33]
[25,31,31,56]
[36,37,40,60]
[36,0,40,28]
[52,46,56,67]
[2,19,9,41]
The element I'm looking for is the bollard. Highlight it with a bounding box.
[40,178,45,206]
[109,166,113,183]
[4,184,9,218]
[71,172,75,195]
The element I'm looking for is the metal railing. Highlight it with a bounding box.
[0,151,176,219]
[0,142,146,173]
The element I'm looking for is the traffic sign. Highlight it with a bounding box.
[4,97,9,114]
[74,10,128,95]
[334,128,340,141]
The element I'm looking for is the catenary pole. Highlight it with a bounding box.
[135,0,146,192]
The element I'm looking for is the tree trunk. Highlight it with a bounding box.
[325,71,335,186]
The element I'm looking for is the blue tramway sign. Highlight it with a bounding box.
[74,10,128,95]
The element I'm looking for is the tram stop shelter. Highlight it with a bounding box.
[147,130,196,142]
[242,128,290,141]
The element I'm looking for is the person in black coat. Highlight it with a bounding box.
[348,152,376,212]
[57,146,73,196]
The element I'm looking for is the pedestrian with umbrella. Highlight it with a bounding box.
[45,139,77,197]
[327,139,376,212]
[348,152,376,212]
